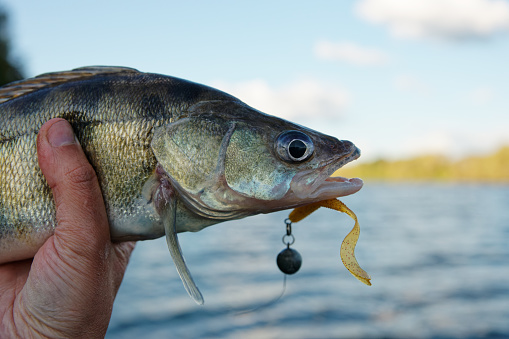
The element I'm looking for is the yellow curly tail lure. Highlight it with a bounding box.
[288,199,372,286]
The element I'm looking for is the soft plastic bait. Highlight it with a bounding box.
[288,199,372,286]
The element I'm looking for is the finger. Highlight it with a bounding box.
[36,118,110,261]
[111,241,137,288]
[15,119,136,339]
[0,259,32,295]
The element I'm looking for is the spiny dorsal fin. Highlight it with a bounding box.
[0,66,140,104]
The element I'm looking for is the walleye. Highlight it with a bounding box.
[0,66,363,304]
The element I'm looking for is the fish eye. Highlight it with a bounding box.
[276,130,314,163]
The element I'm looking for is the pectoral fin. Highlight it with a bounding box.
[162,199,204,305]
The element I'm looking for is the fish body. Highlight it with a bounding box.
[0,67,362,303]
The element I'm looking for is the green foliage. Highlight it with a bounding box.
[336,146,509,182]
[0,6,23,86]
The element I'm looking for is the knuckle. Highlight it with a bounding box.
[64,163,98,189]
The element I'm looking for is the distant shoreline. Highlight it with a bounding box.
[334,146,509,182]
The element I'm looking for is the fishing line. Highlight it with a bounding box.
[234,274,288,315]
[236,198,372,314]
[235,218,301,315]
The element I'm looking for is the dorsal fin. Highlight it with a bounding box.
[0,66,140,104]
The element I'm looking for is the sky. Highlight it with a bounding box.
[2,0,509,162]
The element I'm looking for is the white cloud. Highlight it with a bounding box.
[314,40,389,65]
[356,0,509,40]
[469,87,495,104]
[212,79,350,121]
[394,74,429,94]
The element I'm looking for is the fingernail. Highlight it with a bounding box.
[47,120,77,147]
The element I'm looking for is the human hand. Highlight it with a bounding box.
[0,118,135,338]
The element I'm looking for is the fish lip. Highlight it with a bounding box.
[289,145,363,201]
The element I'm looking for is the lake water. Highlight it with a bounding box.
[106,183,509,339]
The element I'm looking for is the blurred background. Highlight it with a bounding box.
[1,1,508,338]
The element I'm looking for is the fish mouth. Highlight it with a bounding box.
[287,144,363,204]
[317,176,364,199]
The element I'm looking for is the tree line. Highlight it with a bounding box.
[336,146,509,182]
[0,5,24,86]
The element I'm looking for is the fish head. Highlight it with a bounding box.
[151,100,362,223]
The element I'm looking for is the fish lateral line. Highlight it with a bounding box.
[288,198,372,286]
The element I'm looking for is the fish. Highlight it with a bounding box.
[0,66,363,304]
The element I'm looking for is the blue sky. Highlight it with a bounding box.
[2,0,509,162]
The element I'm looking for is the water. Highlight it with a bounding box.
[106,184,509,339]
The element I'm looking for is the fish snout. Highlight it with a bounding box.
[326,139,360,159]
[339,139,355,152]
[342,140,361,159]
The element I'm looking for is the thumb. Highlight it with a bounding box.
[17,118,136,338]
[36,118,110,261]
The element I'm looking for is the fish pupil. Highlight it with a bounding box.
[289,140,307,159]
